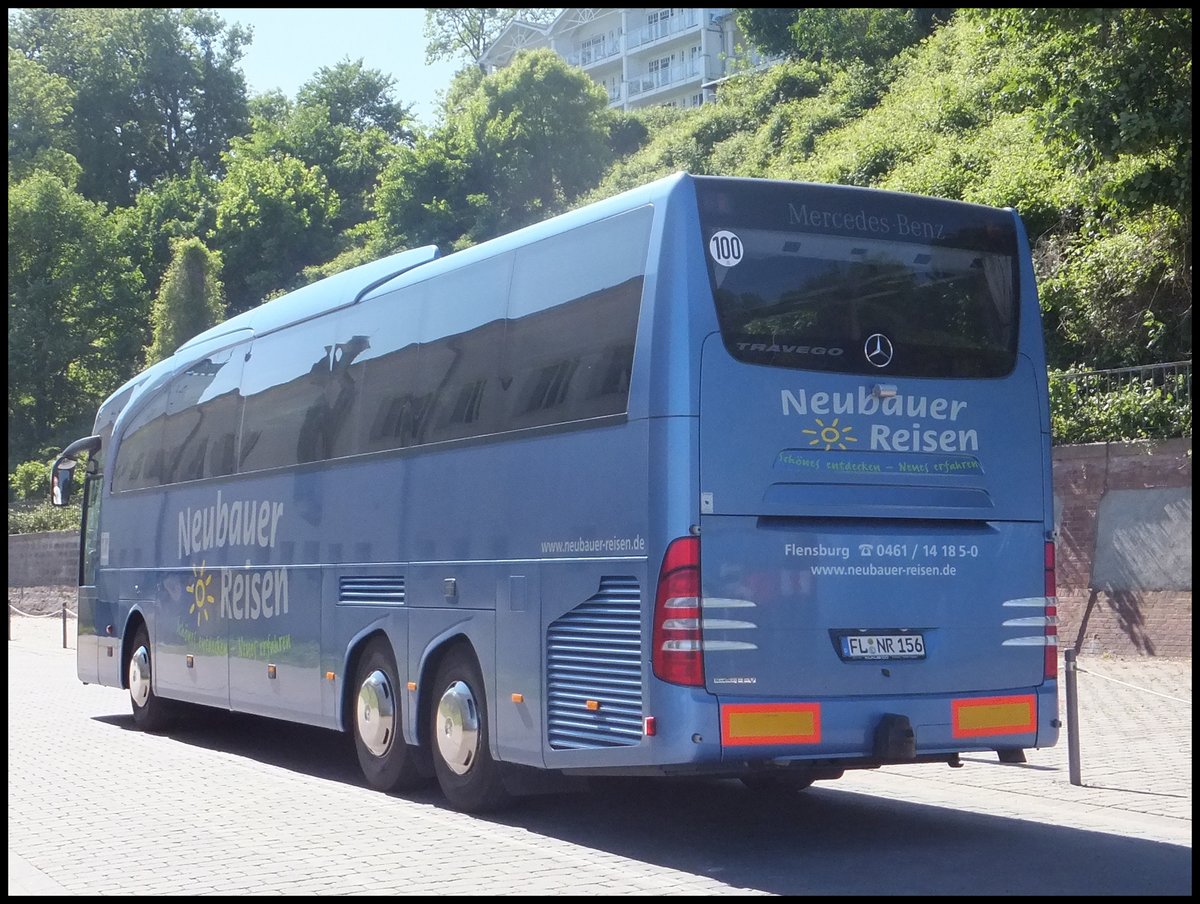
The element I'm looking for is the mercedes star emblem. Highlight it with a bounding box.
[864,333,894,368]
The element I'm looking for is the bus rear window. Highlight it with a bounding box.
[703,224,1019,379]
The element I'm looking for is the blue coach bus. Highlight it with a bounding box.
[53,172,1058,812]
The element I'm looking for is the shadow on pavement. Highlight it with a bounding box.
[91,707,1191,896]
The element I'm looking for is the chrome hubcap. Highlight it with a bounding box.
[435,680,479,776]
[357,669,395,757]
[129,644,151,708]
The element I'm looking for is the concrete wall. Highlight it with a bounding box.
[1053,437,1192,658]
[8,530,80,588]
[8,438,1192,656]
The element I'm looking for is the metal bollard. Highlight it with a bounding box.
[1064,648,1081,786]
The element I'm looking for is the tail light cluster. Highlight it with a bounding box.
[1044,540,1058,680]
[652,537,704,687]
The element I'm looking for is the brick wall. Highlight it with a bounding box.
[1054,438,1192,658]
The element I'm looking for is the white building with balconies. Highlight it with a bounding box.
[479,8,773,111]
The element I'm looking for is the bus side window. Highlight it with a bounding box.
[506,205,652,430]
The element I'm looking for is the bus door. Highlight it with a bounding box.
[53,438,105,684]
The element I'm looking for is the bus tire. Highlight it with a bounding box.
[353,637,426,793]
[128,624,174,732]
[429,645,512,813]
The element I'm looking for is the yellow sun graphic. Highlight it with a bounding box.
[802,417,859,451]
[187,561,215,626]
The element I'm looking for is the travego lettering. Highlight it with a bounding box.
[737,342,844,357]
[178,491,284,560]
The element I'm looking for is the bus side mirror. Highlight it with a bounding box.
[51,458,77,507]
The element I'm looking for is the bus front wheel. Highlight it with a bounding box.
[352,637,427,793]
[429,646,512,813]
[128,624,173,732]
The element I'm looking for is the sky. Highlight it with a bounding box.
[211,8,465,127]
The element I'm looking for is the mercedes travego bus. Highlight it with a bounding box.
[53,172,1058,813]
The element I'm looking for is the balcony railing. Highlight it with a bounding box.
[626,60,703,98]
[627,10,700,49]
[565,42,623,68]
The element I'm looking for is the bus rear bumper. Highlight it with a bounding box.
[714,683,1059,763]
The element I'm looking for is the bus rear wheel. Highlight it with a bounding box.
[352,637,427,793]
[128,624,174,732]
[429,646,512,813]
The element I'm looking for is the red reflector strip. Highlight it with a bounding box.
[721,703,821,746]
[951,695,1036,738]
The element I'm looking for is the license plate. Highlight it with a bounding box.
[841,633,925,660]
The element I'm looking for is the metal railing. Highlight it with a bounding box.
[1048,360,1192,442]
[627,10,701,49]
[565,42,623,68]
[1050,360,1192,404]
[626,59,704,98]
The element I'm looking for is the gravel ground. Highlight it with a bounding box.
[8,585,77,618]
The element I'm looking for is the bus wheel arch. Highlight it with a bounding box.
[349,632,429,792]
[426,640,512,813]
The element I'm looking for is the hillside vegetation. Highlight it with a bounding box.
[8,8,1191,489]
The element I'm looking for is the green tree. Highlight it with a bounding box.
[144,238,226,365]
[8,171,145,467]
[737,8,951,68]
[374,130,478,251]
[8,7,251,206]
[234,64,412,236]
[297,58,414,141]
[423,8,559,68]
[376,50,612,250]
[978,8,1191,212]
[733,8,806,59]
[7,48,79,184]
[448,48,612,241]
[111,160,219,306]
[212,153,341,314]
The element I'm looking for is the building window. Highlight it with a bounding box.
[648,8,674,35]
[649,54,673,88]
[580,34,605,65]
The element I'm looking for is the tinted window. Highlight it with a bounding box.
[333,204,653,455]
[697,179,1019,378]
[505,205,652,428]
[160,347,246,484]
[112,387,169,492]
[238,317,340,472]
[418,254,511,444]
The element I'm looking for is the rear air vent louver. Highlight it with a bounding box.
[338,576,405,605]
[547,576,643,750]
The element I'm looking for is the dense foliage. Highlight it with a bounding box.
[7,7,1192,494]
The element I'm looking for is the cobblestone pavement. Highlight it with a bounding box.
[8,613,1191,895]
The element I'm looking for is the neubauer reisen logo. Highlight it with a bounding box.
[781,387,978,453]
